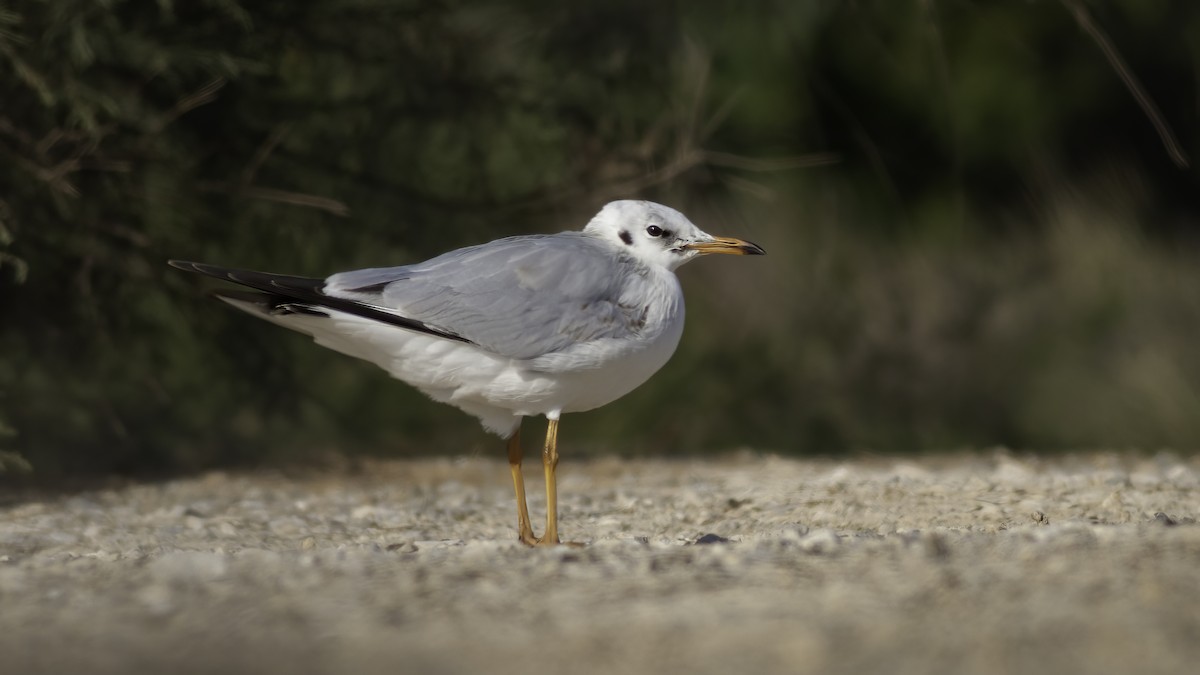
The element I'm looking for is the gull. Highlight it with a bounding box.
[170,200,764,546]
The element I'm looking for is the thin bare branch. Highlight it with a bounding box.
[597,149,708,199]
[10,153,80,197]
[679,39,710,158]
[199,181,351,217]
[151,77,227,133]
[241,123,293,186]
[699,88,744,141]
[1061,0,1189,169]
[91,221,152,248]
[721,173,778,201]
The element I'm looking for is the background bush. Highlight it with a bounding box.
[2,0,1198,478]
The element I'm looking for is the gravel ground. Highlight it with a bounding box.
[2,451,1199,675]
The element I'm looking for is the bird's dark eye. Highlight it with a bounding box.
[646,225,664,237]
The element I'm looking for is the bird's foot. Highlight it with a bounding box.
[532,536,585,548]
[517,532,585,548]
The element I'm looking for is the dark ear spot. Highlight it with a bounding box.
[619,230,633,245]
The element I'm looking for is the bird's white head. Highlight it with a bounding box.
[583,200,765,271]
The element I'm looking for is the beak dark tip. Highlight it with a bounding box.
[743,241,766,255]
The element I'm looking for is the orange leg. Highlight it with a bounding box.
[538,418,561,545]
[506,428,538,546]
[534,418,582,547]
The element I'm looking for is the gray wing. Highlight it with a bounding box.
[324,233,650,360]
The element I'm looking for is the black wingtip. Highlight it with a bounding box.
[167,259,475,345]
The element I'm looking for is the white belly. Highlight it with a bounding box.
[497,310,685,416]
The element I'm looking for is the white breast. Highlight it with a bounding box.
[455,267,685,420]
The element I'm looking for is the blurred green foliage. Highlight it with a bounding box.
[2,0,1198,478]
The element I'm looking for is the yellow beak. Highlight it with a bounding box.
[684,236,766,256]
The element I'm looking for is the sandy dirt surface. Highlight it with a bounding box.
[2,451,1199,675]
